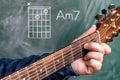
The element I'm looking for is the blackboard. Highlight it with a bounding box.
[0,0,120,80]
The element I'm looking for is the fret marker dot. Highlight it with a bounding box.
[23,78,26,80]
[116,13,120,17]
[104,24,109,27]
[40,69,43,72]
[119,26,120,30]
[112,25,116,28]
[56,60,60,63]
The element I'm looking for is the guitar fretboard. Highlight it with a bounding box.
[1,31,100,80]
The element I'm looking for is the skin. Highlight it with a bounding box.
[71,25,111,75]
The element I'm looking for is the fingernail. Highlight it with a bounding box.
[88,67,93,73]
[84,43,88,48]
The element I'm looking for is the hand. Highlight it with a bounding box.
[71,25,111,75]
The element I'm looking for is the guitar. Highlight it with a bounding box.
[1,5,120,80]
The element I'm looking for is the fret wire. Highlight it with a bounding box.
[52,54,57,71]
[16,71,21,80]
[8,75,12,80]
[70,45,74,62]
[25,67,30,79]
[73,50,83,60]
[42,58,48,76]
[78,40,83,57]
[33,63,39,79]
[60,50,66,67]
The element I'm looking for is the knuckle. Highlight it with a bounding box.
[97,53,103,62]
[101,43,111,54]
[89,59,102,71]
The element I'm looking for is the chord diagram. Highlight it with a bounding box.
[28,6,51,39]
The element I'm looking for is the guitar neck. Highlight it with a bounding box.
[1,31,100,80]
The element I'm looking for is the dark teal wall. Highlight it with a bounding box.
[0,0,120,80]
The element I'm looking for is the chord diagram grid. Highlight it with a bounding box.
[28,6,51,39]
